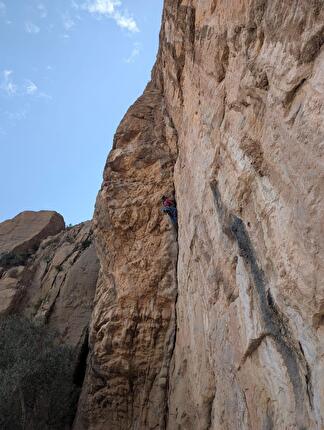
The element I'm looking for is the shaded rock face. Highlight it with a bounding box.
[0,212,99,353]
[77,1,324,429]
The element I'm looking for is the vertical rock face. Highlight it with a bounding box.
[79,1,324,429]
[165,2,324,429]
[75,84,179,429]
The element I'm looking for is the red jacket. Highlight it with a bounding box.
[163,198,174,207]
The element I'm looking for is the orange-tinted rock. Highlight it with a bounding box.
[0,210,65,259]
[77,1,324,429]
[0,211,64,315]
[20,221,99,349]
[0,212,99,426]
[0,212,99,352]
[74,83,178,430]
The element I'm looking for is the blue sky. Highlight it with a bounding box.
[0,0,163,225]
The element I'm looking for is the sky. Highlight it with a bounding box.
[0,0,164,225]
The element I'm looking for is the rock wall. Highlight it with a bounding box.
[0,211,65,315]
[0,211,99,428]
[0,210,65,257]
[0,212,99,351]
[74,84,179,429]
[77,1,324,429]
[19,221,99,350]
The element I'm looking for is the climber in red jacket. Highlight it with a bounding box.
[161,195,177,226]
[162,196,175,207]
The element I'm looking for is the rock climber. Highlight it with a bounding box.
[161,195,178,226]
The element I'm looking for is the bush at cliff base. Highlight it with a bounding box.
[0,315,79,430]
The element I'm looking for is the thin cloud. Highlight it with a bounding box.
[0,71,51,100]
[114,12,138,32]
[63,14,75,31]
[83,0,139,33]
[125,43,141,64]
[38,92,52,101]
[86,0,121,14]
[25,80,38,95]
[5,109,28,122]
[25,22,40,34]
[1,70,17,96]
[37,3,47,19]
[0,1,6,15]
[71,0,80,9]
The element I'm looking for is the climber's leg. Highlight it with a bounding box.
[168,207,178,225]
[162,206,178,229]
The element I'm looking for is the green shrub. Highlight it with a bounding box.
[44,256,52,264]
[0,252,28,269]
[81,239,92,251]
[0,316,79,429]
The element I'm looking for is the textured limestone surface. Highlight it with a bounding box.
[0,212,99,352]
[77,0,324,429]
[74,83,179,430]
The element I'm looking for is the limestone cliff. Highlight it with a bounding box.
[76,1,324,429]
[74,84,179,430]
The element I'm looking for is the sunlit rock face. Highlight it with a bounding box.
[0,210,65,315]
[19,221,99,350]
[74,83,179,430]
[77,0,324,429]
[0,212,99,352]
[0,210,65,258]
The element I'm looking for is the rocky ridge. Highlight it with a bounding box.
[0,211,99,352]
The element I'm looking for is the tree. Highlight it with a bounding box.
[0,316,79,430]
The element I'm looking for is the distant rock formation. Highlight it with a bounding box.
[0,211,99,428]
[0,210,64,264]
[0,211,64,314]
[75,1,324,429]
[0,211,99,352]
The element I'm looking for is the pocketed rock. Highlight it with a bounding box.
[77,1,324,429]
[74,83,179,430]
